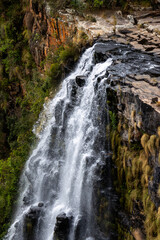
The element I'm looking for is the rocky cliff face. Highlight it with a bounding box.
[23,0,79,66]
[65,9,160,239]
[13,3,160,240]
[1,0,160,239]
[94,42,160,239]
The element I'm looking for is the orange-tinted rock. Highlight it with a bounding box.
[24,2,75,66]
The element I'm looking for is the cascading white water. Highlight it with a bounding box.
[4,43,112,240]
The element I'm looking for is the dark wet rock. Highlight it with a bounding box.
[54,213,73,240]
[118,29,133,34]
[97,71,109,84]
[38,202,44,207]
[74,216,87,240]
[94,42,119,54]
[97,76,103,83]
[151,97,158,104]
[104,39,160,236]
[71,84,77,99]
[110,79,120,86]
[54,100,64,125]
[118,208,145,238]
[76,76,86,87]
[94,51,108,63]
[117,211,131,231]
[94,42,160,137]
[146,67,160,76]
[94,42,121,63]
[144,45,155,52]
[26,206,41,220]
[137,38,149,45]
[105,71,110,78]
[23,206,43,240]
[149,167,160,208]
[23,196,30,205]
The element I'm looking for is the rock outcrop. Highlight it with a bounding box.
[54,213,73,240]
[86,39,160,239]
[23,1,76,66]
[1,1,160,239]
[23,4,160,238]
[93,41,160,239]
[23,205,44,240]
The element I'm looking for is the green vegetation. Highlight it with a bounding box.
[0,2,49,237]
[107,87,160,239]
[46,0,152,14]
[47,43,80,83]
[0,0,81,237]
[0,0,157,238]
[83,0,152,10]
[109,110,117,130]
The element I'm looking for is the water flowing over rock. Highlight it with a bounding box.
[4,43,113,240]
[4,41,160,240]
[54,213,73,240]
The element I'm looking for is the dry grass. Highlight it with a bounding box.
[156,101,160,107]
[141,134,149,148]
[158,153,160,165]
[132,228,145,240]
[157,185,160,198]
[155,137,160,150]
[130,189,140,201]
[147,135,157,155]
[137,120,142,129]
[117,120,121,133]
[131,110,136,124]
[158,126,160,138]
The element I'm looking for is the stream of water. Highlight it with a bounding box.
[5,43,112,240]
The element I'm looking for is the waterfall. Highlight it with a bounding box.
[4,43,113,240]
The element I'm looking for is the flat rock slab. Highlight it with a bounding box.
[129,74,159,85]
[150,48,160,55]
[130,41,145,51]
[131,81,160,112]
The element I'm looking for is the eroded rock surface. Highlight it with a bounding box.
[23,205,44,240]
[98,40,160,239]
[94,42,160,135]
[54,213,73,240]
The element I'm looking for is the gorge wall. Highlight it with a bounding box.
[101,42,160,240]
[0,0,160,239]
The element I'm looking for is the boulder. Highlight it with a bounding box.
[23,196,30,205]
[151,97,158,104]
[76,76,86,87]
[74,216,87,240]
[23,206,43,240]
[38,202,44,207]
[54,213,73,240]
[127,15,138,25]
[118,29,133,34]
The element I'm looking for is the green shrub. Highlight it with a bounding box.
[59,45,79,63]
[93,0,104,8]
[50,62,62,79]
[109,111,117,130]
